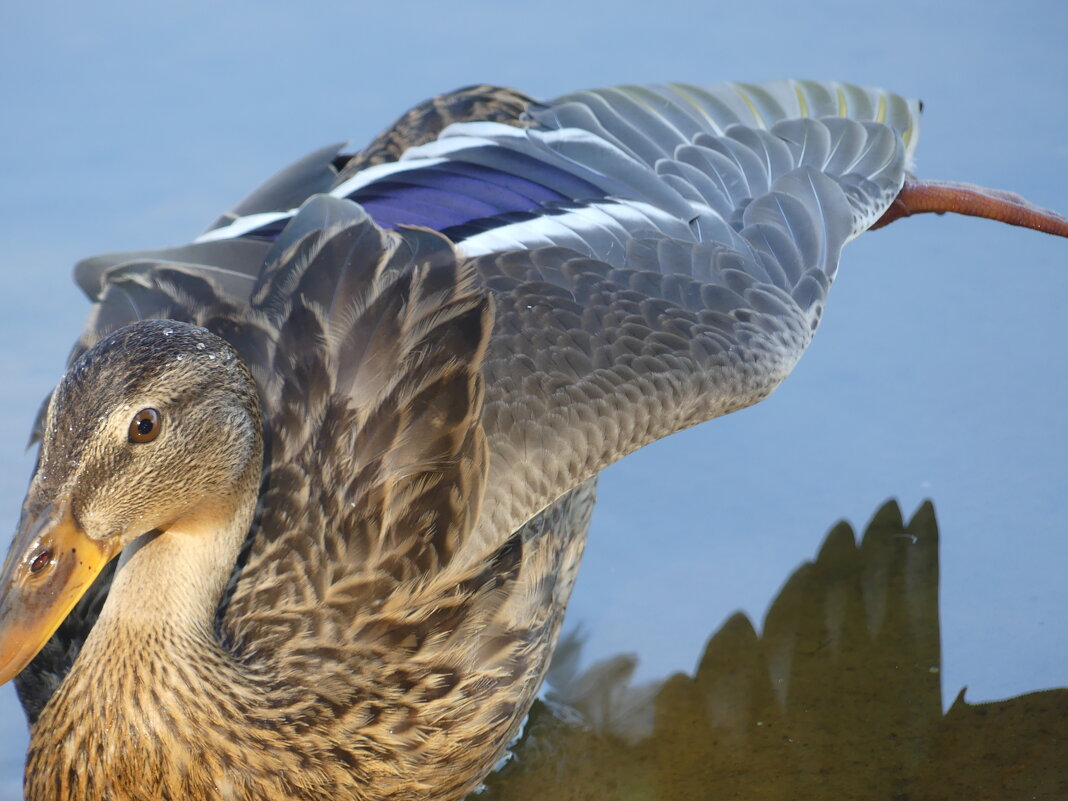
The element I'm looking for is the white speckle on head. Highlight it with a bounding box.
[208,354,216,360]
[196,342,206,350]
[176,354,184,362]
[163,328,174,336]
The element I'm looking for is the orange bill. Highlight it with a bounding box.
[0,502,119,684]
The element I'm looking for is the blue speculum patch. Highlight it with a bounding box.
[237,149,607,241]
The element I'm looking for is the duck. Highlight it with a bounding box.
[1,80,1064,801]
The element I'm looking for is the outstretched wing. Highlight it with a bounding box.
[455,81,917,557]
[283,80,918,559]
[190,79,920,560]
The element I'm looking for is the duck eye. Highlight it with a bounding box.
[128,408,162,444]
[29,549,52,574]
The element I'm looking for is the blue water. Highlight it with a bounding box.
[1,1,1065,796]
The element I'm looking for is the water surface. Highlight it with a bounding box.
[485,502,1068,799]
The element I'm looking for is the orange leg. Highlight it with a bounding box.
[871,176,1068,238]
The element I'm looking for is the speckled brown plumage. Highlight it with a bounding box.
[22,215,596,799]
[7,79,945,800]
[336,85,534,179]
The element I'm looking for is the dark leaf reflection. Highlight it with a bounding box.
[479,501,1068,801]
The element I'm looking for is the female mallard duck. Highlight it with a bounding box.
[1,80,1065,800]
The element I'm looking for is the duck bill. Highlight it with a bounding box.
[0,502,118,684]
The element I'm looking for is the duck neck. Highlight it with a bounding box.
[90,486,258,651]
[27,481,302,800]
[110,514,250,640]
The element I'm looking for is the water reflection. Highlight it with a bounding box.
[481,502,1068,800]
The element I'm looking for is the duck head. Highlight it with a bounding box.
[0,319,263,683]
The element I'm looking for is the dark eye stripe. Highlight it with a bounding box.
[128,408,162,444]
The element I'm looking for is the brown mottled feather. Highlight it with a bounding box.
[23,199,595,801]
[336,85,533,179]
